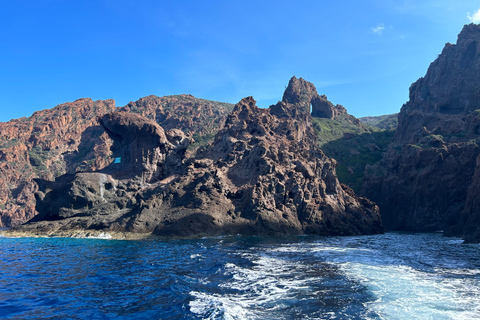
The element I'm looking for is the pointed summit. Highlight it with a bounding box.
[282,76,319,108]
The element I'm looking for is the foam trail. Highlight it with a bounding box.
[189,255,311,319]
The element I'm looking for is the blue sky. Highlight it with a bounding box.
[1,0,479,122]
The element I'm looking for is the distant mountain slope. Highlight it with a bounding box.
[0,99,116,227]
[119,94,234,148]
[359,114,398,131]
[312,109,395,193]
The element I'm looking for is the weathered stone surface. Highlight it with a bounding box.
[363,24,480,241]
[0,98,116,227]
[455,153,480,242]
[279,76,361,126]
[0,95,233,228]
[120,94,234,145]
[6,79,383,239]
[311,95,347,119]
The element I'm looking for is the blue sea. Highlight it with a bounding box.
[0,232,479,319]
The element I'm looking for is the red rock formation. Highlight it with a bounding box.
[0,95,233,227]
[120,94,234,142]
[0,98,115,227]
[5,80,383,239]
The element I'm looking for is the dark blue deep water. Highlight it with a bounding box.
[1,233,479,319]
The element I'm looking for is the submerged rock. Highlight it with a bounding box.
[6,79,383,239]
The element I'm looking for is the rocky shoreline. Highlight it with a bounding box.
[3,24,480,242]
[2,78,384,239]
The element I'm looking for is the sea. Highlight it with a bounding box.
[0,232,479,319]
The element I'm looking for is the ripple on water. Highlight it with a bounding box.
[0,233,479,319]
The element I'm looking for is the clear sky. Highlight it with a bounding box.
[1,0,479,122]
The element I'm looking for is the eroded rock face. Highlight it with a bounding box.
[311,95,347,119]
[457,153,480,242]
[363,24,480,241]
[8,79,383,239]
[100,112,172,182]
[0,95,233,228]
[0,98,116,227]
[279,76,361,126]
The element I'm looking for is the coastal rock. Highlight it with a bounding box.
[0,98,116,227]
[457,153,480,242]
[8,79,383,239]
[363,24,480,241]
[0,95,233,228]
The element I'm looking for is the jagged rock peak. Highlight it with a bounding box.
[457,23,480,41]
[276,76,351,121]
[282,76,318,108]
[407,23,480,116]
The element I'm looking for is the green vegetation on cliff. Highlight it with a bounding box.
[358,114,398,131]
[313,115,396,193]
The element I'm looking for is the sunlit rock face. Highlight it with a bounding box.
[0,94,234,228]
[8,78,383,239]
[0,98,116,228]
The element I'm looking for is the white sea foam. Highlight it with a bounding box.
[317,245,480,320]
[85,232,112,239]
[189,291,252,320]
[189,255,311,319]
[190,234,480,319]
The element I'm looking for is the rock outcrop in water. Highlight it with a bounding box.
[0,95,233,228]
[363,24,480,242]
[6,78,383,239]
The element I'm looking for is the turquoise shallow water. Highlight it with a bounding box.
[0,232,479,319]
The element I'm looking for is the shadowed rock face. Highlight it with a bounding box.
[363,24,480,242]
[8,79,383,239]
[99,112,189,182]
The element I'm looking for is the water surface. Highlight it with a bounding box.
[0,233,479,319]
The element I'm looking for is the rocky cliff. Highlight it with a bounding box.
[5,78,383,239]
[363,24,480,241]
[0,98,116,227]
[119,94,234,148]
[0,95,233,228]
